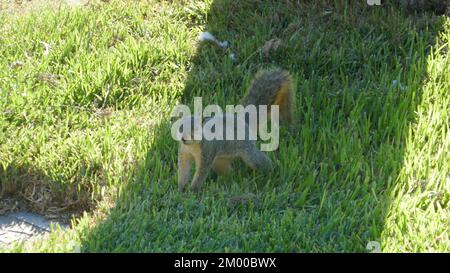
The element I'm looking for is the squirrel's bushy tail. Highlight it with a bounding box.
[240,68,295,123]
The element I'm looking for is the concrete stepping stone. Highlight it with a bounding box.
[0,212,67,247]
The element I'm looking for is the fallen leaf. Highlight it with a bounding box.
[9,61,23,69]
[262,38,282,58]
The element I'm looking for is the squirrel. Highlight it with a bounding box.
[177,68,295,192]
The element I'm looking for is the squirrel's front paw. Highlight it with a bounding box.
[178,182,187,192]
[190,184,200,192]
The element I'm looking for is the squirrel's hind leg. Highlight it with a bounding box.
[239,147,273,173]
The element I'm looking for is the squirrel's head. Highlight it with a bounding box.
[177,116,204,145]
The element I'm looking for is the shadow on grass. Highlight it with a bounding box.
[79,1,446,252]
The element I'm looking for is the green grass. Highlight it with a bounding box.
[0,0,449,252]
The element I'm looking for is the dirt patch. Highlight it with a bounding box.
[0,165,94,225]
